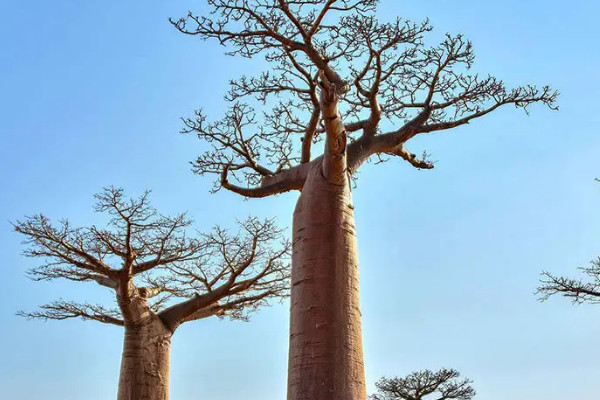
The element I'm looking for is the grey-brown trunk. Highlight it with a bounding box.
[287,163,366,400]
[117,317,172,400]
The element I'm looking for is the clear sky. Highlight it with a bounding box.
[1,1,599,399]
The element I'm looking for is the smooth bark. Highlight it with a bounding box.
[287,161,366,400]
[117,316,172,400]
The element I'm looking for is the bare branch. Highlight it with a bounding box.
[318,69,348,184]
[390,146,435,170]
[219,161,309,198]
[17,299,124,326]
[417,85,558,134]
[13,215,116,277]
[158,217,290,331]
[25,263,117,288]
[537,258,600,304]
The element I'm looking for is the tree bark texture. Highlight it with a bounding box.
[117,316,172,400]
[287,161,367,400]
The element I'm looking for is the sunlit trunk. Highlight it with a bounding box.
[287,162,366,400]
[117,317,172,400]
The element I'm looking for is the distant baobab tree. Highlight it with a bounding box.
[371,368,476,400]
[14,187,289,400]
[171,1,557,398]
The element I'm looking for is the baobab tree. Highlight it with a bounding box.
[371,368,476,400]
[538,257,600,304]
[14,187,289,400]
[171,1,557,399]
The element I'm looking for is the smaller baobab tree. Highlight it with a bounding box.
[14,188,289,400]
[538,257,600,304]
[371,368,476,400]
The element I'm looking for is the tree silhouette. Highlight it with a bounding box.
[538,257,600,304]
[15,187,289,400]
[371,368,476,400]
[172,1,557,398]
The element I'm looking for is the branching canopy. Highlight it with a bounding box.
[537,257,600,304]
[173,0,557,197]
[371,368,476,400]
[15,187,290,330]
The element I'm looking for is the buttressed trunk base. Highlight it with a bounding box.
[117,316,172,400]
[287,162,366,400]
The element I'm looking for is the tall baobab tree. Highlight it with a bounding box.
[538,257,600,304]
[171,1,557,399]
[14,188,289,400]
[371,368,476,400]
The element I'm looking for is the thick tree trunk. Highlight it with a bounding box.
[117,316,172,400]
[287,162,367,400]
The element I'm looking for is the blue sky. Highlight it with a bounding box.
[1,1,599,399]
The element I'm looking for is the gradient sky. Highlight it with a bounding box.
[1,1,599,399]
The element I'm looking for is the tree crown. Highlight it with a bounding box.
[173,0,557,197]
[371,368,476,400]
[14,187,290,330]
